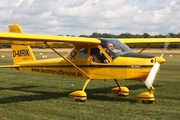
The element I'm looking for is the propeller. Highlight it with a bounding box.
[145,42,169,90]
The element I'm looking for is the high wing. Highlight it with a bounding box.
[0,32,101,47]
[120,38,180,44]
[1,24,180,47]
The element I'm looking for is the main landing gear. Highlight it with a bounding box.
[69,79,91,102]
[69,79,130,102]
[111,79,129,97]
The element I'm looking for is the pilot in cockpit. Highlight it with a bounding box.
[100,42,114,64]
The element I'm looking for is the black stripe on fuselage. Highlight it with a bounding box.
[120,53,155,58]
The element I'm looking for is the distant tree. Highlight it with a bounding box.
[118,33,127,38]
[118,33,131,38]
[79,34,89,37]
[90,33,101,38]
[66,35,75,37]
[177,33,180,38]
[168,33,176,37]
[133,34,143,38]
[101,33,111,38]
[153,34,166,38]
[143,33,150,38]
[57,34,63,36]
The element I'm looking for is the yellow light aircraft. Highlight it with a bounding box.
[0,24,180,104]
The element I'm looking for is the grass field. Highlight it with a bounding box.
[0,51,179,120]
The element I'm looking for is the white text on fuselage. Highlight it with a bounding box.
[130,65,141,68]
[13,49,30,57]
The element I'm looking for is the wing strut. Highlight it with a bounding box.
[138,44,150,54]
[44,42,90,78]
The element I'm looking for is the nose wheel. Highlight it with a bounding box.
[75,98,86,102]
[135,86,155,104]
[142,100,154,104]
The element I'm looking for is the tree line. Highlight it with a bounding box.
[78,32,180,38]
[70,32,180,49]
[1,32,180,49]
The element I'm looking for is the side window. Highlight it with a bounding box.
[90,48,101,63]
[80,48,88,58]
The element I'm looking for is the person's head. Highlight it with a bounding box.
[106,42,113,52]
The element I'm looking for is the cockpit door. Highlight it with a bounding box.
[89,46,112,79]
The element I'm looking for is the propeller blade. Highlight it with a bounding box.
[145,42,169,90]
[160,42,170,58]
[145,62,160,90]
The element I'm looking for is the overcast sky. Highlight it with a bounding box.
[0,0,179,36]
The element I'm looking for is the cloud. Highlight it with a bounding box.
[0,0,179,36]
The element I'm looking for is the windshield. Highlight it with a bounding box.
[99,38,134,58]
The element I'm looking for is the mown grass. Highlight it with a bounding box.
[0,51,179,120]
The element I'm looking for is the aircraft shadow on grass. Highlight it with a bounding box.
[125,84,162,90]
[0,86,69,104]
[0,84,163,104]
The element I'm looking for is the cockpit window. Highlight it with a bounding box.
[99,38,134,59]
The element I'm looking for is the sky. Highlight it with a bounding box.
[0,0,179,36]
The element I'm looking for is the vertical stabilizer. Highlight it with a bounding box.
[9,24,24,33]
[9,24,36,64]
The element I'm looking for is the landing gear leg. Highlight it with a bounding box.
[111,79,129,97]
[69,79,91,102]
[114,79,121,96]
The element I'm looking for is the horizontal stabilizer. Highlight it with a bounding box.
[0,65,20,68]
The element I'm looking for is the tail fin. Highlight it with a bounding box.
[9,24,36,63]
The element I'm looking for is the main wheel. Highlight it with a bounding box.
[117,91,128,97]
[117,91,121,96]
[75,99,86,102]
[142,100,154,104]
